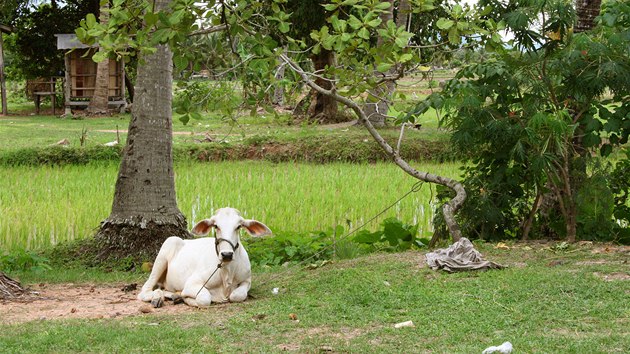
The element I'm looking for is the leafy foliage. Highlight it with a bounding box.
[353,217,428,251]
[6,1,99,79]
[0,249,51,272]
[426,0,630,241]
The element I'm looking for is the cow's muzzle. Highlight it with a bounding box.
[215,238,239,262]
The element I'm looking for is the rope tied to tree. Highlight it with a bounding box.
[257,180,425,288]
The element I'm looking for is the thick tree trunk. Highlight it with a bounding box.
[95,0,189,260]
[307,49,338,122]
[574,0,602,33]
[87,3,110,114]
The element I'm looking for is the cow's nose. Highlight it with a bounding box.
[221,251,233,261]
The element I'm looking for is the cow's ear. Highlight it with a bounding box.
[242,220,272,237]
[192,218,215,236]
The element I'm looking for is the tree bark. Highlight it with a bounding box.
[574,0,602,33]
[124,69,135,103]
[0,32,7,116]
[307,49,338,123]
[363,0,395,128]
[94,0,189,260]
[87,2,110,114]
[273,48,287,106]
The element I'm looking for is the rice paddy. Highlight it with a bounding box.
[0,161,461,251]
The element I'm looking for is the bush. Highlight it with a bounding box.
[0,249,51,272]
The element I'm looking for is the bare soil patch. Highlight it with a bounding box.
[593,272,630,281]
[0,283,196,325]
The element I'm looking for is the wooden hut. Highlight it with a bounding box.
[55,34,125,113]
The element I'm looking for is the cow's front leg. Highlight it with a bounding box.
[229,280,251,302]
[150,289,165,308]
[181,281,212,307]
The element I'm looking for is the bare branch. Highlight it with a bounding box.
[280,53,466,242]
[189,24,227,36]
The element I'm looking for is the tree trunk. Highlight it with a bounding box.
[87,2,110,114]
[273,48,287,106]
[0,32,7,116]
[307,49,338,122]
[94,0,189,260]
[574,0,602,33]
[124,69,135,103]
[363,0,395,128]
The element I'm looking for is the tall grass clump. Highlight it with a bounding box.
[1,161,461,252]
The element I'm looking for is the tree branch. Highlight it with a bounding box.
[189,24,227,36]
[280,53,466,242]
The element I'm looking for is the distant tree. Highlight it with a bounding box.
[6,1,99,79]
[283,0,338,123]
[431,0,629,242]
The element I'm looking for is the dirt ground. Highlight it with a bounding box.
[0,283,196,325]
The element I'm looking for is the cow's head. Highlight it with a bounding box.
[191,208,272,262]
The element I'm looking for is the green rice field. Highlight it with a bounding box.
[0,161,461,251]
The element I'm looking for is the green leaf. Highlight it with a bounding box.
[179,113,190,125]
[366,18,382,28]
[173,55,189,70]
[86,13,97,28]
[323,4,338,11]
[279,21,290,33]
[348,15,363,29]
[448,27,460,44]
[357,27,370,40]
[436,18,454,30]
[374,2,392,10]
[399,53,413,63]
[377,62,393,72]
[144,12,159,27]
[92,51,108,63]
[353,230,383,244]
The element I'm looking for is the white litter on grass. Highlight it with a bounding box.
[482,341,513,354]
[272,288,279,295]
[394,320,415,328]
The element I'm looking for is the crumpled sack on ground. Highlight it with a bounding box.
[482,341,513,354]
[425,237,504,272]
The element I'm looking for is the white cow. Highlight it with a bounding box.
[137,208,272,307]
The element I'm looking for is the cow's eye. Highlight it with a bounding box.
[236,225,242,230]
[215,226,220,231]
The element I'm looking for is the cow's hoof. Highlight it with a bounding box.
[151,296,164,308]
[172,294,184,305]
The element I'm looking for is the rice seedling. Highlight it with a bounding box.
[0,161,461,251]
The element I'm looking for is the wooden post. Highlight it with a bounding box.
[0,31,7,116]
[64,53,72,115]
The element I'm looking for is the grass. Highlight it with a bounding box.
[1,243,628,353]
[0,161,461,252]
